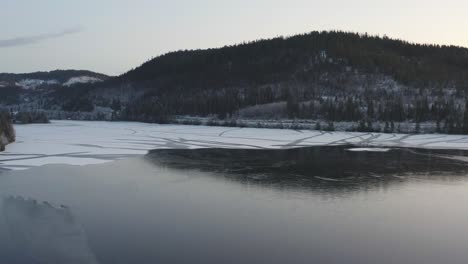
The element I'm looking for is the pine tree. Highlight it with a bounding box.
[436,120,441,133]
[315,121,322,131]
[463,99,468,134]
[325,122,335,131]
[384,122,390,133]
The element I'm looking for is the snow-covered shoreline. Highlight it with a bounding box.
[2,120,468,171]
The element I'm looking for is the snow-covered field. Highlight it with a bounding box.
[2,120,468,171]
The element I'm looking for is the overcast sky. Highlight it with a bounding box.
[1,0,467,75]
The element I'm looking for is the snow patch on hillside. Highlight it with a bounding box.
[63,76,103,86]
[16,79,59,89]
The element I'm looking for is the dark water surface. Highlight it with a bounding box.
[1,146,468,263]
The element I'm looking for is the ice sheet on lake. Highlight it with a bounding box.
[346,148,390,152]
[2,120,468,170]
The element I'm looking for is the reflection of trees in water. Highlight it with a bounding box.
[2,196,99,264]
[147,146,468,193]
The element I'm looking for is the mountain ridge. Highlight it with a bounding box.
[0,69,109,82]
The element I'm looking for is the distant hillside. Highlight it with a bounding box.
[0,70,109,90]
[3,31,468,133]
[0,70,109,106]
[0,70,108,83]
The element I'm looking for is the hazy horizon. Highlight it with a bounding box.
[2,0,467,75]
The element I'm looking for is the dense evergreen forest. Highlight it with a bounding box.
[14,112,49,124]
[3,31,468,133]
[0,112,15,151]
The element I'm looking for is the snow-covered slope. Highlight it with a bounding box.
[16,79,59,89]
[2,121,468,171]
[63,76,103,86]
[13,76,103,89]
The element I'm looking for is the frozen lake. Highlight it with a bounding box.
[1,121,468,263]
[3,120,468,170]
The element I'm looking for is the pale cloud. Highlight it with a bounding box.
[0,27,84,48]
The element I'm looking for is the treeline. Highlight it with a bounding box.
[0,112,15,151]
[14,111,50,124]
[115,78,468,134]
[286,95,468,133]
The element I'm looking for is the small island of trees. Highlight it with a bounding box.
[0,112,15,151]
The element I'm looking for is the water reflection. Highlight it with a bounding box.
[0,146,468,263]
[1,196,99,264]
[147,146,468,192]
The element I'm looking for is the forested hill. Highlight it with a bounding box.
[121,31,468,89]
[99,31,468,131]
[5,31,468,133]
[0,70,109,108]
